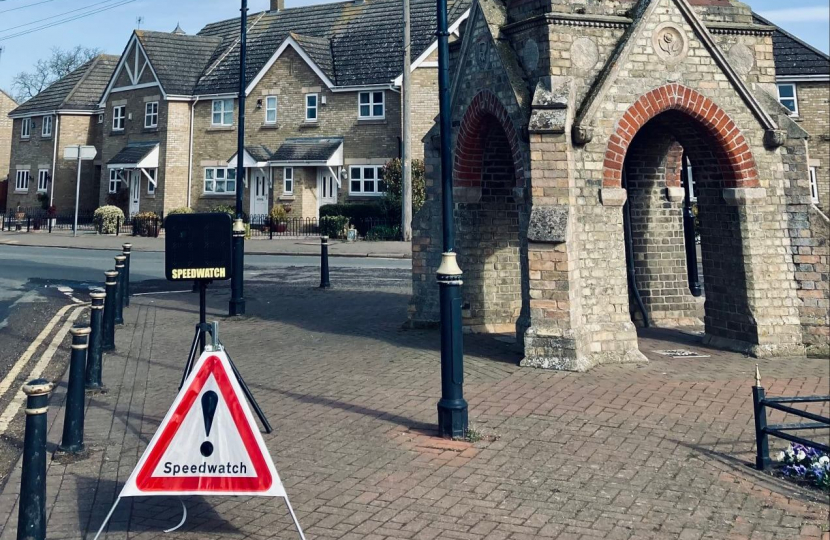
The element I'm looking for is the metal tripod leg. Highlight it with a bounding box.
[225,349,273,434]
[179,326,201,390]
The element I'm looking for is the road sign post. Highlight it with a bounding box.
[63,145,97,237]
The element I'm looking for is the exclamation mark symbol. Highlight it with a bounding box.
[200,391,218,457]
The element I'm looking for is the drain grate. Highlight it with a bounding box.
[654,349,711,358]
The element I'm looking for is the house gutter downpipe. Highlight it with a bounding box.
[230,0,248,316]
[435,0,468,438]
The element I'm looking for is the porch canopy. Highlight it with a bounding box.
[268,137,344,184]
[227,145,273,168]
[107,141,160,186]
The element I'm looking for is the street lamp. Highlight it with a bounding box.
[435,0,468,438]
[229,0,248,316]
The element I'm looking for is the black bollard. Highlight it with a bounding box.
[102,271,118,351]
[122,243,132,307]
[18,379,54,540]
[320,235,331,289]
[752,366,771,471]
[58,326,90,454]
[86,292,106,390]
[114,255,126,325]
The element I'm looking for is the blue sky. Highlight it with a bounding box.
[0,0,828,95]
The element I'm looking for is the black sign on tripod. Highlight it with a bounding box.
[163,213,271,434]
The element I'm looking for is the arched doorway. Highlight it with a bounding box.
[605,85,763,347]
[453,91,527,335]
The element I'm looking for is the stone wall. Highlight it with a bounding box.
[0,92,16,211]
[797,206,829,356]
[795,82,830,216]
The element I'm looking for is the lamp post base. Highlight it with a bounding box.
[228,298,246,316]
[437,398,468,438]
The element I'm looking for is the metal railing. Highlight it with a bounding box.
[752,365,829,470]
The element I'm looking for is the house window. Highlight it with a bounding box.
[109,169,122,193]
[809,167,819,204]
[37,169,49,192]
[305,94,318,122]
[113,105,125,131]
[265,96,277,124]
[204,167,237,194]
[42,115,53,137]
[15,170,29,191]
[777,84,798,116]
[212,99,234,126]
[283,167,293,194]
[146,168,157,195]
[358,91,384,119]
[21,118,30,139]
[145,101,159,128]
[349,165,386,195]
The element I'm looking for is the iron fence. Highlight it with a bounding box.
[2,210,400,241]
[752,368,829,470]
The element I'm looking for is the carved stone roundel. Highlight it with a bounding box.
[728,43,755,76]
[653,23,688,64]
[523,39,539,72]
[571,37,599,72]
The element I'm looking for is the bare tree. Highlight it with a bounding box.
[12,45,101,103]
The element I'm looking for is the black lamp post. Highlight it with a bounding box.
[229,0,248,316]
[435,0,468,438]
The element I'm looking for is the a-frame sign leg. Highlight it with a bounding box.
[93,496,121,540]
[284,495,307,540]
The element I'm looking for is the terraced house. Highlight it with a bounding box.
[97,0,470,219]
[5,56,118,215]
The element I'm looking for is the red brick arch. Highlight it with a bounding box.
[603,84,759,189]
[454,90,525,188]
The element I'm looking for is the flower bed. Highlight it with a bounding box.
[774,443,830,492]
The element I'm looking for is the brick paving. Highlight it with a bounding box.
[0,266,827,540]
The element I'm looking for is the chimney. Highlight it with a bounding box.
[270,0,284,10]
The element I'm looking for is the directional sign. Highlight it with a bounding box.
[119,349,285,497]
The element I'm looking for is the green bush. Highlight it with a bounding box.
[320,215,349,239]
[269,204,289,222]
[320,202,391,220]
[382,158,426,213]
[365,224,401,241]
[167,207,194,216]
[93,205,125,235]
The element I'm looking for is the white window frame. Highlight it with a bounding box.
[146,168,157,195]
[349,165,386,196]
[144,101,159,128]
[37,169,49,193]
[265,95,277,124]
[809,167,820,204]
[212,98,234,126]
[112,105,126,131]
[305,93,318,122]
[21,118,30,139]
[776,83,799,117]
[42,115,53,137]
[15,170,30,192]
[358,91,385,119]
[283,167,293,195]
[109,169,122,194]
[203,167,237,194]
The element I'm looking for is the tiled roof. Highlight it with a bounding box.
[290,33,334,82]
[228,145,274,163]
[135,31,223,95]
[753,14,830,78]
[194,0,470,94]
[11,55,119,115]
[271,137,343,162]
[108,141,160,165]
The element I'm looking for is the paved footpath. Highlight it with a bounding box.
[0,231,411,259]
[0,266,827,540]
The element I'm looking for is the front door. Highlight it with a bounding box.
[129,171,140,216]
[318,168,337,209]
[250,170,268,216]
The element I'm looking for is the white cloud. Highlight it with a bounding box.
[758,6,830,23]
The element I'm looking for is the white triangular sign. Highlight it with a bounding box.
[119,349,285,497]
